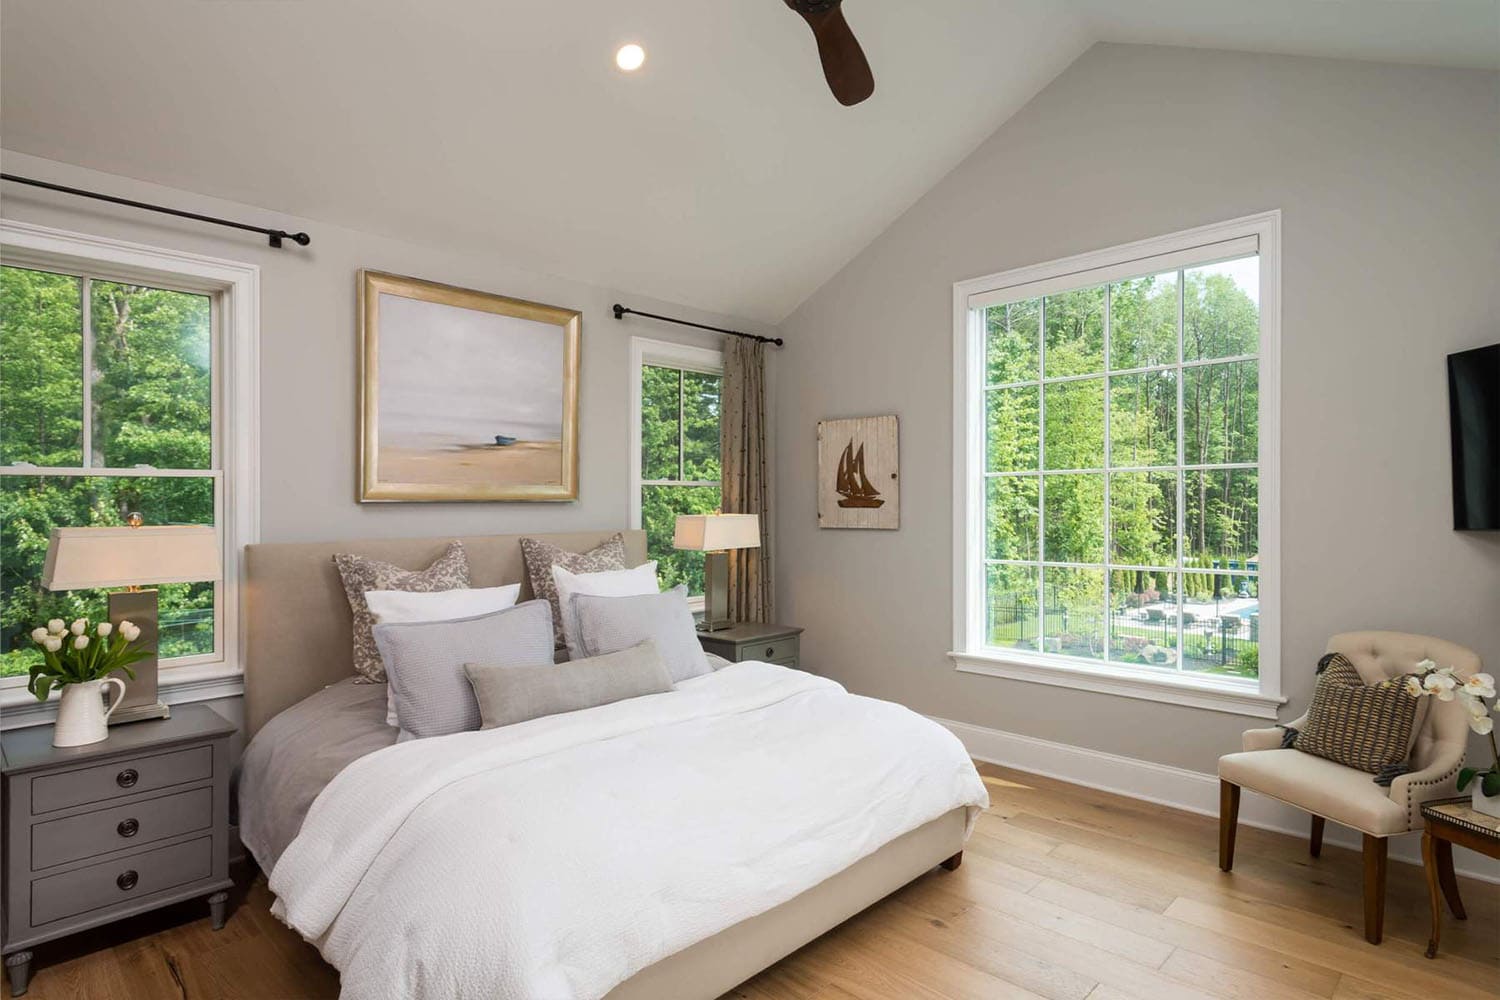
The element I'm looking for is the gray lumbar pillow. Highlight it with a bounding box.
[570,585,711,684]
[464,639,674,729]
[372,599,555,740]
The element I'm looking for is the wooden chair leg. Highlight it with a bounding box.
[1218,780,1240,872]
[1363,834,1388,945]
[1309,815,1325,858]
[940,851,963,871]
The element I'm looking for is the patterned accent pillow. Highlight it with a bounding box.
[1292,652,1426,777]
[520,533,627,647]
[334,541,470,682]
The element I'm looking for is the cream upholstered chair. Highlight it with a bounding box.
[1217,630,1479,945]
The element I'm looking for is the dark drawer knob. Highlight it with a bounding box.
[117,818,139,838]
[116,768,139,788]
[766,647,776,657]
[117,870,139,891]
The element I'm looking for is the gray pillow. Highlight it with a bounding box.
[372,600,554,740]
[571,586,711,684]
[464,640,674,729]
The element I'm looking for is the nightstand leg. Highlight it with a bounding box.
[209,890,230,931]
[4,951,32,997]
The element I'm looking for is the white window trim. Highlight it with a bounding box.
[0,220,260,728]
[949,211,1283,719]
[628,337,725,612]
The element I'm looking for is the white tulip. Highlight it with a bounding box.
[119,621,141,642]
[1423,671,1457,701]
[30,627,49,644]
[69,619,87,636]
[47,619,65,635]
[1462,672,1496,701]
[72,635,89,650]
[96,622,113,638]
[43,637,62,653]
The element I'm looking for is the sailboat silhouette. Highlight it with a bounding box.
[835,440,885,509]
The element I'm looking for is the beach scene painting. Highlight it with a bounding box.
[359,271,580,501]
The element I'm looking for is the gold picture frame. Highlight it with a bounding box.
[358,270,580,502]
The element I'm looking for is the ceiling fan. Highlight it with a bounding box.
[783,0,874,107]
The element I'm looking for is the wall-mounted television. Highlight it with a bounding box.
[1449,343,1500,531]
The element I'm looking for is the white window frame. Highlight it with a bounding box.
[628,337,725,610]
[949,211,1283,718]
[0,221,259,727]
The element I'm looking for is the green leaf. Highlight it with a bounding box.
[1458,767,1478,792]
[1483,772,1500,799]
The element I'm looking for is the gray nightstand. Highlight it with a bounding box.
[1,705,235,996]
[698,623,804,669]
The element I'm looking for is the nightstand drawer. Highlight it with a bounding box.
[31,786,213,870]
[31,835,213,926]
[750,637,798,663]
[30,745,213,815]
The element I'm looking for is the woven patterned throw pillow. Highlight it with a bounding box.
[520,533,627,647]
[334,541,471,683]
[1290,652,1425,780]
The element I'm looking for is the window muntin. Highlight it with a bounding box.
[637,358,723,596]
[0,265,221,683]
[977,253,1263,682]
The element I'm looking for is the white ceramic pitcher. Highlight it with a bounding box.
[52,677,126,747]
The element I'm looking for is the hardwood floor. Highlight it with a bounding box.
[15,762,1498,999]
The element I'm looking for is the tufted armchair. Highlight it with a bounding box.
[1217,631,1480,945]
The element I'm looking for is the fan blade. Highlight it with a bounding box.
[786,2,874,106]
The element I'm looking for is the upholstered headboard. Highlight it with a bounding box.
[242,530,647,736]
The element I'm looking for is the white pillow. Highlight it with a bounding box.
[366,584,522,726]
[551,561,659,658]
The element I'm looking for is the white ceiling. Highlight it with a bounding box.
[2,1,1496,324]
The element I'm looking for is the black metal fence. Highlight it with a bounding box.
[987,596,1258,672]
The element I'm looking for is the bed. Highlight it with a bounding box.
[239,530,986,1000]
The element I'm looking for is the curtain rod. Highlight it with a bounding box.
[612,304,783,347]
[1,173,312,249]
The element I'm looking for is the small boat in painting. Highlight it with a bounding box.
[493,434,518,447]
[835,440,884,509]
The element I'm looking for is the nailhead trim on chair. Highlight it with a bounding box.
[1404,762,1462,827]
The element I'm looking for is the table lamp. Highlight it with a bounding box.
[673,513,760,632]
[42,523,222,724]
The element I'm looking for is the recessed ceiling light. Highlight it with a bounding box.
[616,43,646,72]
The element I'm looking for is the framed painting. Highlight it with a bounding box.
[358,270,580,501]
[817,415,899,529]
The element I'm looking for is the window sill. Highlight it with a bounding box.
[949,648,1285,719]
[0,662,244,731]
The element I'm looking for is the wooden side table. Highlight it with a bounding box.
[697,623,803,670]
[1419,798,1499,959]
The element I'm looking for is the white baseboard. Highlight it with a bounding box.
[932,715,1500,884]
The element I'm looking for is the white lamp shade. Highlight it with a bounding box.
[672,513,761,552]
[42,525,222,590]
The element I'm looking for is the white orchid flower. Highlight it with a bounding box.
[47,619,65,635]
[96,622,113,638]
[30,627,49,644]
[1404,675,1425,698]
[43,636,62,653]
[119,621,141,642]
[72,635,89,650]
[1472,715,1495,736]
[1423,671,1458,701]
[69,618,87,636]
[1461,693,1488,718]
[1462,672,1496,701]
[1415,658,1436,673]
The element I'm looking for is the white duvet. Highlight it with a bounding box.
[270,661,988,1000]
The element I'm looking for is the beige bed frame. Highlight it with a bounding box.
[242,530,966,1000]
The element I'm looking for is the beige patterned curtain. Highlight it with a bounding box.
[721,337,772,622]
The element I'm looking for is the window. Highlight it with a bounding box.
[0,221,258,708]
[952,214,1281,716]
[630,338,724,599]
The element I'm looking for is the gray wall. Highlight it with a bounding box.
[775,44,1500,774]
[1,150,775,737]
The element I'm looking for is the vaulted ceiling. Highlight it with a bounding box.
[3,1,1496,323]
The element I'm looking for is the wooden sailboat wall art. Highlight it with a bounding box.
[817,415,899,529]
